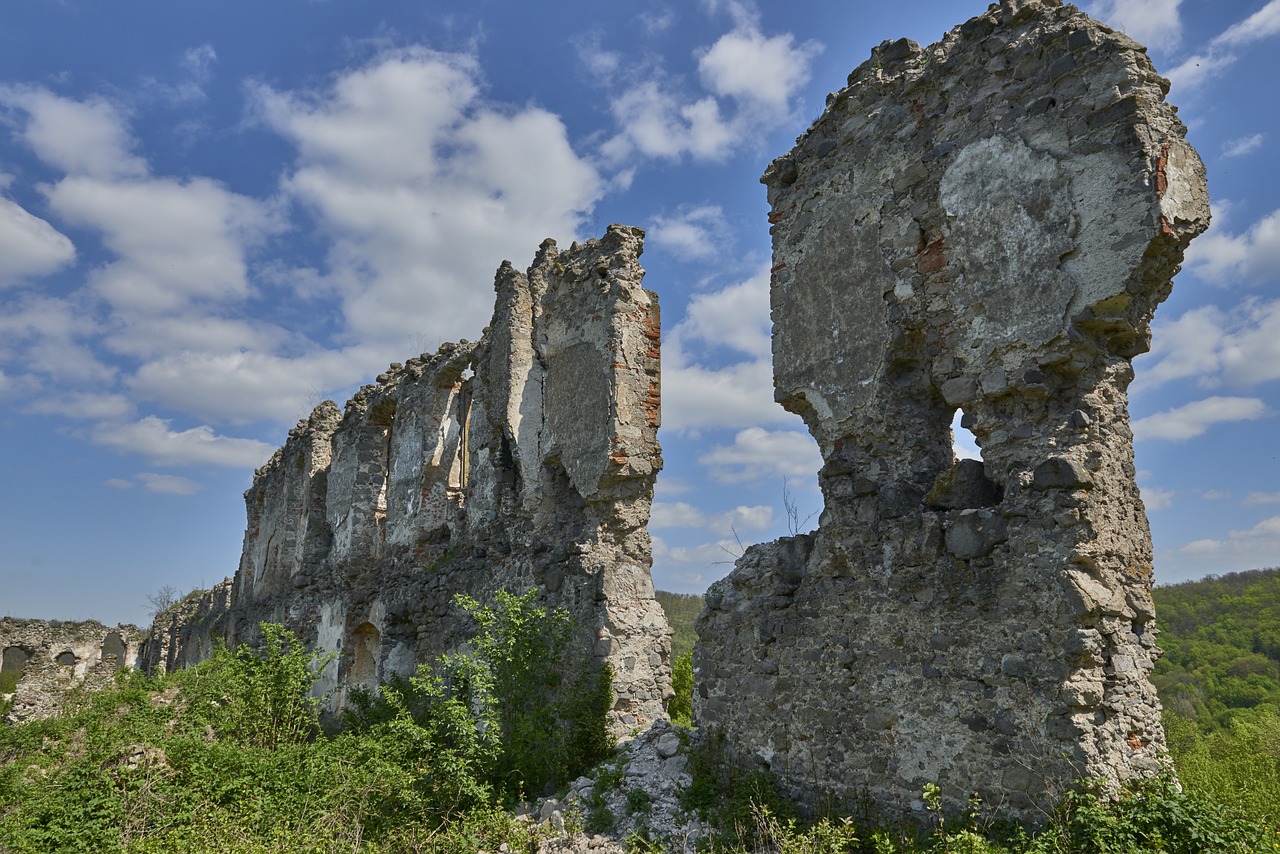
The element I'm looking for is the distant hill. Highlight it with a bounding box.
[654,591,702,660]
[1153,567,1280,732]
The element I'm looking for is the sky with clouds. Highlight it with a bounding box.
[1,0,1277,626]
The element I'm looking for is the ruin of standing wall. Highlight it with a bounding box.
[142,225,673,735]
[695,0,1209,822]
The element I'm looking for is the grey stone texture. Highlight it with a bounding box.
[2,618,144,723]
[141,225,672,735]
[695,0,1209,822]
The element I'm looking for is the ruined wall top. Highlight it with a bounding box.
[763,0,1208,451]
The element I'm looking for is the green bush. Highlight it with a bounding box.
[668,651,693,727]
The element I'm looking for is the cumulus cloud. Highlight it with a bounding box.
[699,427,822,484]
[1140,485,1175,510]
[0,87,146,179]
[90,416,273,468]
[1136,298,1280,392]
[1180,515,1280,570]
[47,174,280,313]
[600,15,819,164]
[651,500,774,535]
[1132,395,1267,441]
[0,191,76,287]
[1224,133,1264,158]
[1166,0,1280,90]
[25,392,135,421]
[251,46,604,345]
[648,205,730,261]
[1183,207,1280,285]
[1087,0,1183,51]
[661,268,790,432]
[136,472,202,495]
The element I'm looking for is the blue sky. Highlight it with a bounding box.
[1,0,1277,626]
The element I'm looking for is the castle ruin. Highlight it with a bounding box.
[695,0,1209,821]
[141,225,673,735]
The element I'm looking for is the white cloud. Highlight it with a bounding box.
[1087,0,1183,51]
[1202,489,1231,500]
[600,19,819,165]
[1140,485,1175,510]
[26,392,135,421]
[0,87,146,179]
[1165,0,1280,90]
[651,501,708,529]
[649,205,730,261]
[1132,395,1267,441]
[0,191,76,287]
[136,472,202,495]
[1245,492,1280,505]
[697,25,818,113]
[182,45,218,83]
[1138,297,1280,392]
[90,416,273,468]
[0,294,115,384]
[1213,0,1280,47]
[1183,207,1280,285]
[576,33,621,80]
[47,174,280,313]
[126,347,365,425]
[252,46,604,345]
[1180,515,1280,570]
[699,427,822,484]
[651,500,774,535]
[711,504,775,535]
[1224,133,1264,158]
[104,478,135,490]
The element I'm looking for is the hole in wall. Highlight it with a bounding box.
[55,651,77,667]
[951,409,983,462]
[350,623,381,692]
[1,647,30,673]
[102,632,127,667]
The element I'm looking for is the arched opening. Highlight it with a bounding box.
[55,651,77,667]
[1,647,30,695]
[349,623,381,693]
[101,632,127,668]
[951,409,983,462]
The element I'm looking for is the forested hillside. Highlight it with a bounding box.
[1153,567,1280,732]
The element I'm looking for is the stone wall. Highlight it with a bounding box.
[695,0,1209,822]
[1,618,144,723]
[141,225,672,734]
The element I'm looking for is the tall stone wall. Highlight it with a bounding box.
[695,0,1209,822]
[2,618,144,723]
[141,225,672,734]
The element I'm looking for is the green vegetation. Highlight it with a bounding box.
[1149,567,1280,833]
[0,589,606,852]
[1153,567,1280,732]
[6,578,1280,851]
[655,590,702,660]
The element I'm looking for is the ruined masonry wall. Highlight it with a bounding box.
[695,0,1209,822]
[141,225,672,735]
[2,618,144,723]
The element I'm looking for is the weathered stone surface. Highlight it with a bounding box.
[696,0,1208,823]
[141,225,672,735]
[2,618,144,723]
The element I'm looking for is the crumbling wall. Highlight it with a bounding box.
[142,225,672,733]
[2,618,144,723]
[695,0,1209,821]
